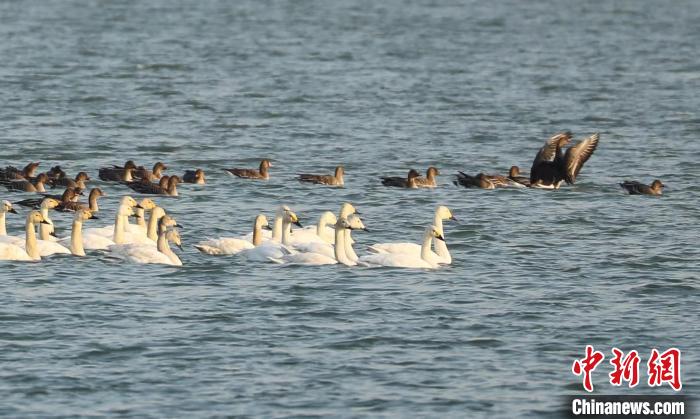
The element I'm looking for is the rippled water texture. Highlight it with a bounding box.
[1,0,698,417]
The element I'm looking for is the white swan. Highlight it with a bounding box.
[58,209,99,256]
[0,198,72,256]
[125,198,158,235]
[80,196,142,249]
[0,211,50,262]
[109,225,183,266]
[239,207,300,262]
[286,211,337,245]
[0,201,21,245]
[83,196,142,239]
[39,198,61,242]
[195,214,270,255]
[271,214,367,266]
[368,205,456,264]
[339,202,361,262]
[360,226,445,269]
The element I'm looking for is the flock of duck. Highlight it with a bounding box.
[0,132,666,268]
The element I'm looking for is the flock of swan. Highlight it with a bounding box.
[0,131,667,268]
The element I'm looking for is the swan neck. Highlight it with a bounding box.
[25,219,39,260]
[39,207,52,240]
[253,223,262,247]
[0,212,6,236]
[281,220,291,245]
[113,211,126,244]
[421,234,433,261]
[334,227,352,266]
[71,219,85,256]
[147,209,160,241]
[272,215,283,242]
[344,229,359,262]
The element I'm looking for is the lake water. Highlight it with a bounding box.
[1,0,698,417]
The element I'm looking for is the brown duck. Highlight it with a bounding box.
[4,173,50,193]
[381,169,421,188]
[99,160,138,182]
[0,162,41,181]
[59,188,106,212]
[134,162,167,182]
[52,171,90,189]
[454,172,495,189]
[412,167,440,187]
[127,175,181,196]
[620,180,664,196]
[530,132,600,189]
[298,166,344,186]
[224,159,272,180]
[183,169,206,184]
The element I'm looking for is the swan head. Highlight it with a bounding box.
[276,205,292,217]
[436,206,457,222]
[283,209,302,228]
[320,211,337,226]
[150,206,165,220]
[41,198,60,210]
[75,209,99,222]
[2,201,18,214]
[120,196,142,209]
[158,214,182,231]
[139,198,158,210]
[339,202,359,218]
[346,214,368,231]
[28,210,50,225]
[425,225,445,242]
[255,214,270,230]
[166,228,183,250]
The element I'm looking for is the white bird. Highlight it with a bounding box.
[239,207,301,262]
[125,198,158,236]
[80,196,142,249]
[59,209,100,256]
[108,222,183,266]
[286,211,337,245]
[368,205,456,264]
[0,210,51,262]
[194,214,270,256]
[38,198,61,242]
[271,214,367,266]
[360,226,445,269]
[0,200,20,241]
[0,198,72,256]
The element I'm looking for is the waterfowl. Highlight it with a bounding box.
[37,197,61,241]
[338,202,361,263]
[238,207,300,261]
[381,169,420,188]
[0,201,19,237]
[127,175,180,196]
[63,209,99,256]
[98,160,137,182]
[183,169,206,184]
[15,187,81,209]
[0,162,40,181]
[125,198,159,236]
[454,172,495,189]
[270,215,367,266]
[0,210,50,261]
[58,188,105,212]
[620,180,664,196]
[360,226,445,269]
[51,171,90,190]
[82,196,143,247]
[530,132,600,189]
[134,162,167,182]
[4,173,50,193]
[195,214,270,256]
[508,166,530,187]
[298,166,344,186]
[414,167,440,187]
[158,176,170,188]
[109,220,182,266]
[46,165,66,181]
[287,211,337,245]
[224,159,272,180]
[368,205,455,264]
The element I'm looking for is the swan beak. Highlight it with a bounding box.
[450,215,459,223]
[362,227,370,232]
[176,244,183,251]
[354,210,362,215]
[135,204,143,209]
[8,208,18,214]
[41,220,51,225]
[49,231,57,236]
[175,224,184,229]
[262,225,273,231]
[436,234,445,242]
[293,221,303,228]
[131,214,141,219]
[90,215,100,220]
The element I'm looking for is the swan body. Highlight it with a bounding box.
[239,207,300,262]
[0,211,50,261]
[369,205,455,264]
[195,215,269,256]
[287,211,337,245]
[109,227,182,266]
[360,226,444,269]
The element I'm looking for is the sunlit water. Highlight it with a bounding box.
[1,1,698,417]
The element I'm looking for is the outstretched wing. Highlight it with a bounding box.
[532,132,572,168]
[564,133,599,184]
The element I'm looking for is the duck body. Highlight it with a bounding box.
[224,159,271,180]
[381,169,420,188]
[530,132,600,188]
[298,166,344,186]
[620,180,664,195]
